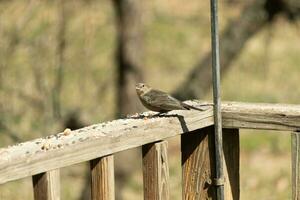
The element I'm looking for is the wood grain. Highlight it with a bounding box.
[32,169,60,200]
[181,127,239,200]
[90,155,115,200]
[291,132,300,200]
[222,101,300,131]
[0,108,213,184]
[181,126,215,200]
[0,101,299,184]
[223,129,240,200]
[142,141,169,200]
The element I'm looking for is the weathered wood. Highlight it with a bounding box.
[181,126,215,200]
[223,129,240,200]
[32,169,60,200]
[222,101,300,131]
[0,108,213,184]
[90,155,115,200]
[291,132,300,200]
[0,101,300,184]
[142,141,169,200]
[181,127,239,200]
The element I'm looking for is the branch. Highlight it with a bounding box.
[172,0,270,99]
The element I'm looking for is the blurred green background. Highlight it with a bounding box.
[0,0,299,199]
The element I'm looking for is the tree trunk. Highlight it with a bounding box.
[113,0,144,117]
[52,0,66,120]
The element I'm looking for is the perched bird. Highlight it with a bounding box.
[135,83,204,112]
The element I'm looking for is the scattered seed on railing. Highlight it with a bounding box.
[46,135,54,139]
[63,128,72,136]
[41,143,50,150]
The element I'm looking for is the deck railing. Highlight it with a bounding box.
[0,101,300,200]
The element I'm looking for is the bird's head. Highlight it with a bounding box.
[136,83,151,95]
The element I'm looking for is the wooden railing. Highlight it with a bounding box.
[1,101,300,199]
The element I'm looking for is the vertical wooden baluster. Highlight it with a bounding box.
[142,141,169,200]
[181,127,214,200]
[181,126,239,200]
[90,155,115,200]
[32,169,60,200]
[223,128,240,200]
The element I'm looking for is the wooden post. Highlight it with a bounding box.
[223,128,240,200]
[90,155,115,200]
[142,141,169,200]
[181,127,215,200]
[291,132,300,200]
[32,169,60,200]
[181,126,239,200]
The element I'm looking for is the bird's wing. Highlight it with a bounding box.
[142,89,186,111]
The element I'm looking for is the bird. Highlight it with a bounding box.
[135,83,204,112]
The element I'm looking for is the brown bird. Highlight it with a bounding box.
[136,83,204,112]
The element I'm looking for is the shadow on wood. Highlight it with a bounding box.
[181,126,240,200]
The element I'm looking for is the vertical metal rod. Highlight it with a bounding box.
[210,0,224,199]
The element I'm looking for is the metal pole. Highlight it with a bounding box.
[210,0,224,199]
